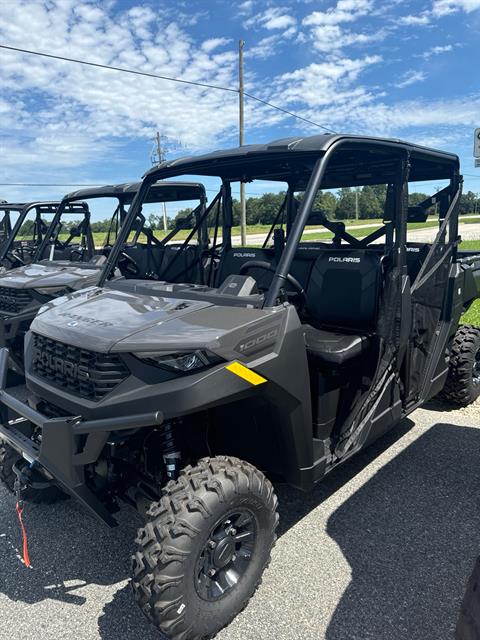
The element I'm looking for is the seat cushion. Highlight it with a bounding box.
[304,324,369,367]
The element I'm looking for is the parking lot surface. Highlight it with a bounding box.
[0,399,478,640]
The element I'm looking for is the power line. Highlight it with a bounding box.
[244,92,336,133]
[0,44,336,133]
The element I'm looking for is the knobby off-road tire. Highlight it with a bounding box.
[0,441,67,504]
[132,456,279,640]
[442,324,480,407]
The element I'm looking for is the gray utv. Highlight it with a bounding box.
[0,134,479,640]
[0,182,208,372]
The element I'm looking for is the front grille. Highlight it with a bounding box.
[31,333,129,401]
[0,287,32,313]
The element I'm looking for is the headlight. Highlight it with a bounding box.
[34,286,69,297]
[134,349,222,374]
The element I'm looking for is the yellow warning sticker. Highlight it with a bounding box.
[225,361,267,386]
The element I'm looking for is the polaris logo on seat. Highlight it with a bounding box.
[233,252,256,258]
[32,347,90,381]
[328,257,361,263]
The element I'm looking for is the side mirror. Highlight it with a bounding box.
[407,206,428,223]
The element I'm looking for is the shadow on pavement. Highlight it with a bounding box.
[1,418,476,640]
[275,417,416,537]
[324,423,480,640]
[0,494,139,605]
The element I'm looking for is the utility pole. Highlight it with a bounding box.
[153,131,167,231]
[239,40,246,245]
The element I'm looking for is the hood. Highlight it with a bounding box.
[31,287,271,353]
[0,261,102,290]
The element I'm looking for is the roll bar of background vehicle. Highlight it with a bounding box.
[97,178,216,287]
[33,200,90,261]
[0,202,61,262]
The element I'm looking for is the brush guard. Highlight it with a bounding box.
[0,348,164,527]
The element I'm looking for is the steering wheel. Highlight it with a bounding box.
[118,251,140,277]
[69,247,88,262]
[239,260,306,310]
[5,251,25,267]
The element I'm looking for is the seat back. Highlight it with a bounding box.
[305,249,382,332]
[289,244,330,290]
[161,244,203,283]
[216,247,276,289]
[122,244,165,278]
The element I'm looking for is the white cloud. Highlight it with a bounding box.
[395,71,427,88]
[247,35,282,59]
[244,7,296,31]
[432,0,480,16]
[302,0,384,53]
[271,55,382,109]
[308,25,388,52]
[201,37,232,53]
[303,0,373,27]
[422,44,454,58]
[238,0,254,15]
[398,13,431,25]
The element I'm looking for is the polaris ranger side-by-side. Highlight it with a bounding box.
[0,135,479,640]
[0,182,208,372]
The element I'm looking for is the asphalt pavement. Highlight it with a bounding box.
[0,398,479,640]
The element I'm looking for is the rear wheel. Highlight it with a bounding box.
[442,324,480,407]
[131,456,278,640]
[0,441,67,504]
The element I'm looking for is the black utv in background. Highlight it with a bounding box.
[0,201,80,272]
[0,134,479,640]
[0,181,208,372]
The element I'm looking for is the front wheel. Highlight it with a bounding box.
[442,324,480,407]
[131,456,279,640]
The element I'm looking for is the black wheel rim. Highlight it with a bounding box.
[195,509,257,601]
[473,350,480,386]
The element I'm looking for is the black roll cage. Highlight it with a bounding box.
[99,138,461,301]
[0,201,87,263]
[97,186,208,286]
[34,200,93,261]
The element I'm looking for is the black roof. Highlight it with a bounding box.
[143,134,460,187]
[64,181,206,204]
[0,201,61,214]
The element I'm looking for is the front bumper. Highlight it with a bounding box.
[0,348,163,526]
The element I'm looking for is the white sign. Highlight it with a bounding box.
[475,128,480,157]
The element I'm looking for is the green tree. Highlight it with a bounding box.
[459,191,479,215]
[336,188,357,220]
[312,191,337,219]
[358,185,382,219]
[409,192,429,206]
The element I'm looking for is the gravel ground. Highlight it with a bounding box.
[0,398,479,640]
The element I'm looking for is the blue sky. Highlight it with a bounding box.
[0,0,479,214]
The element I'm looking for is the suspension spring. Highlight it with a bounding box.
[160,422,181,480]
